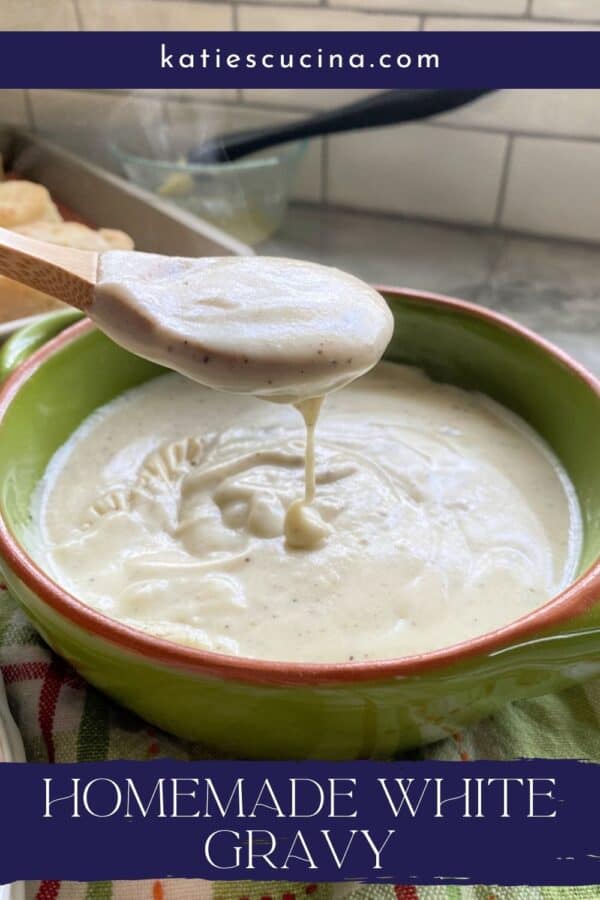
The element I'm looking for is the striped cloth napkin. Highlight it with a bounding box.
[1,584,598,900]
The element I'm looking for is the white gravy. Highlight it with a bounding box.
[92,254,393,549]
[92,253,394,403]
[33,364,581,663]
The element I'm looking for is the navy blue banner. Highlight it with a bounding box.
[0,31,599,88]
[1,759,599,885]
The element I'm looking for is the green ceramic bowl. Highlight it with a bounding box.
[0,292,599,760]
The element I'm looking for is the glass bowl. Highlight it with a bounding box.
[108,101,307,246]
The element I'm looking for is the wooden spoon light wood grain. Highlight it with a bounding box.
[0,225,97,311]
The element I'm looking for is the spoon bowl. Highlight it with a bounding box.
[0,229,394,402]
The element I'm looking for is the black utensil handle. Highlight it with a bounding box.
[297,88,492,134]
[189,89,495,164]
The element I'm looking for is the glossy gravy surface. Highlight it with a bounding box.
[92,254,394,549]
[93,254,394,403]
[34,364,581,663]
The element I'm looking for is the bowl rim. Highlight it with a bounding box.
[1,287,599,687]
[109,135,309,176]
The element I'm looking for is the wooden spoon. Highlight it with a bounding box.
[0,225,97,311]
[0,225,394,402]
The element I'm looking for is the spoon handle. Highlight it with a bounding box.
[189,89,495,164]
[0,226,97,310]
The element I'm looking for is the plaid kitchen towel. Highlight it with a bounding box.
[1,585,598,900]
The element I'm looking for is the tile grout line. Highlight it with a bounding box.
[493,133,515,228]
[426,120,600,145]
[37,88,600,146]
[223,2,600,26]
[321,136,329,204]
[72,0,84,31]
[303,198,600,250]
[58,88,600,145]
[13,0,600,27]
[23,90,36,132]
[155,0,549,15]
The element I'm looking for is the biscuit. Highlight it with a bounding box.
[38,200,64,223]
[16,221,111,251]
[0,278,64,323]
[98,228,135,251]
[2,182,134,323]
[15,221,135,252]
[0,180,58,228]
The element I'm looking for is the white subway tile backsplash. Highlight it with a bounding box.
[502,136,600,242]
[424,16,598,29]
[328,123,507,225]
[166,96,246,138]
[252,0,320,4]
[329,0,526,12]
[0,0,77,29]
[433,90,600,140]
[238,6,419,30]
[78,0,232,30]
[154,89,238,103]
[0,91,29,128]
[241,90,372,111]
[532,0,600,21]
[0,0,595,247]
[29,90,165,171]
[291,140,323,203]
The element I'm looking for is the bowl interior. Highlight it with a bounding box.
[382,293,600,577]
[1,291,600,626]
